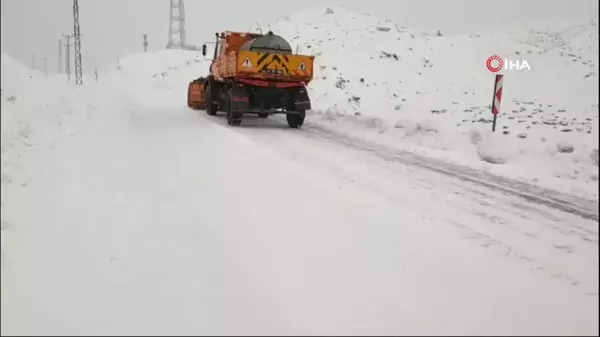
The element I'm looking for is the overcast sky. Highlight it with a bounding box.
[1,0,598,73]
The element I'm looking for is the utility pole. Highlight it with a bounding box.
[44,57,48,77]
[73,0,83,85]
[31,52,35,69]
[62,33,73,81]
[58,38,63,73]
[142,34,148,52]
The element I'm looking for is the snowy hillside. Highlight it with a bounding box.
[268,6,599,200]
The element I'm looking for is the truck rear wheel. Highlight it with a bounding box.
[286,110,305,128]
[258,113,269,118]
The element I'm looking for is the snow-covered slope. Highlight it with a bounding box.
[106,50,208,111]
[266,6,599,200]
[1,52,101,196]
[2,53,70,225]
[1,51,97,330]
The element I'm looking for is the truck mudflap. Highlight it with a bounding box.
[228,84,250,111]
[293,86,311,111]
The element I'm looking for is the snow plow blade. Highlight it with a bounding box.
[187,77,206,110]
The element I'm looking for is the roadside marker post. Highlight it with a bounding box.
[491,74,504,132]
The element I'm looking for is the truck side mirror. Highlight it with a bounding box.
[202,44,207,57]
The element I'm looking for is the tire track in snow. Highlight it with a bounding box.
[302,121,599,222]
[199,112,598,295]
[202,113,598,221]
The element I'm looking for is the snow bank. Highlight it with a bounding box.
[1,53,42,236]
[119,50,206,81]
[1,50,148,333]
[0,52,101,260]
[1,52,97,169]
[108,50,209,110]
[477,132,520,164]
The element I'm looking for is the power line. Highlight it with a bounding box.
[58,38,63,73]
[62,33,73,81]
[143,34,149,52]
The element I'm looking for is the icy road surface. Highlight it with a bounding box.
[2,102,598,335]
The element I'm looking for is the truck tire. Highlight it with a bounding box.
[258,113,269,118]
[286,110,305,128]
[205,83,218,116]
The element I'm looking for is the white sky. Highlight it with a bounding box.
[1,0,598,72]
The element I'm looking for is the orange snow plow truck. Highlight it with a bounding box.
[187,30,314,128]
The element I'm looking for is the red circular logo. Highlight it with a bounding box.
[486,55,503,72]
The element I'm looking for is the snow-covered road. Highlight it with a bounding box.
[2,94,598,335]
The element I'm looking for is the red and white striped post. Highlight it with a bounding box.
[491,74,504,132]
